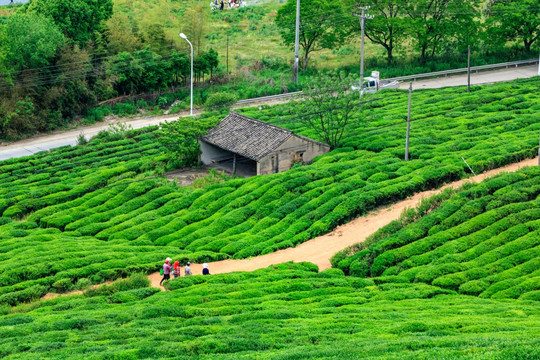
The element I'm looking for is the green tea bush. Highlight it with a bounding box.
[338,166,540,300]
[1,79,539,302]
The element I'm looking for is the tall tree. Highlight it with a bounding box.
[288,73,365,149]
[1,13,65,71]
[404,0,479,60]
[26,0,113,47]
[182,5,207,56]
[485,0,539,53]
[276,0,348,71]
[105,12,142,55]
[349,0,407,63]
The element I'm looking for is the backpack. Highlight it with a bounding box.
[160,268,164,276]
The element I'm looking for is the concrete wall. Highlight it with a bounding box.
[257,136,330,175]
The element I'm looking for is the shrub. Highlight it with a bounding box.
[204,92,238,110]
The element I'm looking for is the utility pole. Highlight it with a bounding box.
[467,45,471,93]
[226,34,229,75]
[405,82,412,161]
[293,0,300,84]
[354,5,373,85]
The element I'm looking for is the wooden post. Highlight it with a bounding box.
[232,153,237,175]
[467,45,471,93]
[226,34,229,75]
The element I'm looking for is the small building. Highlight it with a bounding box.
[199,112,330,176]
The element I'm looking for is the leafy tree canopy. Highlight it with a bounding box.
[1,13,65,71]
[485,0,540,52]
[404,0,479,60]
[276,0,348,71]
[26,0,113,47]
[346,0,408,63]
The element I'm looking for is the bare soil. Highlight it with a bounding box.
[40,157,538,299]
[150,157,538,278]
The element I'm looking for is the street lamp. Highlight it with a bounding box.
[180,33,193,116]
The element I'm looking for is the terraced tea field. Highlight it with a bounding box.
[0,78,539,303]
[0,263,538,359]
[335,166,540,301]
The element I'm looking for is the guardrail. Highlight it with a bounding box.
[386,58,538,82]
[236,91,303,105]
[235,58,538,106]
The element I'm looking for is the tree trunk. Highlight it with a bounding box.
[524,39,533,53]
[302,51,309,71]
[420,45,427,62]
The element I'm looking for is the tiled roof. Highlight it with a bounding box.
[201,112,294,160]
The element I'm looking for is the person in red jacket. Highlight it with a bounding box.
[172,260,181,278]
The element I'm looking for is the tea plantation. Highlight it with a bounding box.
[335,166,540,301]
[0,78,539,303]
[0,263,538,359]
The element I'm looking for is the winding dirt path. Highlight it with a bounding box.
[149,157,539,283]
[42,156,538,298]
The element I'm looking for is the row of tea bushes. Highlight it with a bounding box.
[0,79,539,298]
[336,167,540,300]
[0,263,538,359]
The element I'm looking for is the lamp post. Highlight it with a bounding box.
[180,33,193,116]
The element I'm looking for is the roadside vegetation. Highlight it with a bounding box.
[0,0,538,140]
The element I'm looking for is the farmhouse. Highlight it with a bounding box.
[199,112,330,176]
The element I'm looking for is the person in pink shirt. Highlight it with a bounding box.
[160,257,172,285]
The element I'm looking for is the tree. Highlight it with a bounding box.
[203,48,219,78]
[288,73,365,149]
[1,13,65,71]
[182,5,207,56]
[168,50,190,87]
[156,118,212,168]
[404,0,479,61]
[26,0,113,47]
[276,0,348,71]
[105,12,142,55]
[349,0,407,63]
[0,25,10,82]
[485,0,539,53]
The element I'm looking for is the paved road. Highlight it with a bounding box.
[399,64,538,90]
[1,65,538,161]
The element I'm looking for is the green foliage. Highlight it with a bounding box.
[204,92,238,110]
[337,166,540,300]
[0,79,539,304]
[0,264,538,359]
[289,72,363,149]
[275,0,348,70]
[1,13,64,71]
[404,0,480,60]
[485,0,540,52]
[156,116,219,169]
[26,0,113,46]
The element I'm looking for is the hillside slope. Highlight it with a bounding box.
[0,79,539,302]
[336,166,540,301]
[0,263,538,359]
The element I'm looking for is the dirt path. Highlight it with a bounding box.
[152,157,538,279]
[40,157,537,299]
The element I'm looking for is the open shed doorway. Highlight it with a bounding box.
[211,153,257,178]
